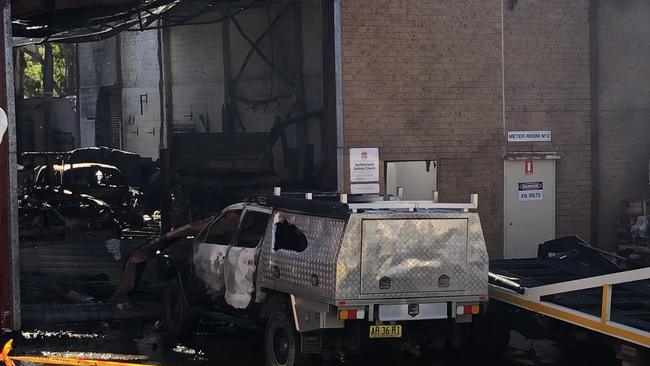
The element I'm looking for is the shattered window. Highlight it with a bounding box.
[273,220,308,253]
[204,210,242,245]
[235,211,270,248]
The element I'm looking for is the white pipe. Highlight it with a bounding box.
[397,187,404,200]
[471,194,479,208]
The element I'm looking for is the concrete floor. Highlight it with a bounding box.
[1,320,570,366]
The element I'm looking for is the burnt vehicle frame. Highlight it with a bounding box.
[20,149,144,230]
[151,192,494,365]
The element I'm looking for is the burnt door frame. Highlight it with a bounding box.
[223,207,272,310]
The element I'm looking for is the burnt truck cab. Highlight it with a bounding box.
[158,193,491,366]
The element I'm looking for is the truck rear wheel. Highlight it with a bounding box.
[265,311,308,366]
[163,278,194,339]
[450,303,510,361]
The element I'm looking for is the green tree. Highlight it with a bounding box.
[21,43,77,98]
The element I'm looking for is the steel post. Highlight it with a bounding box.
[0,0,19,330]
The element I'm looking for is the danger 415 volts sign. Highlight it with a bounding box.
[518,182,544,202]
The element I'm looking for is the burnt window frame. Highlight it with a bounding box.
[233,210,271,249]
[272,213,309,253]
[198,209,242,245]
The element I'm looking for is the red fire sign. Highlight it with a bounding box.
[525,160,534,175]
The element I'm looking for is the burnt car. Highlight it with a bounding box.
[19,190,121,240]
[33,163,143,227]
[154,193,497,366]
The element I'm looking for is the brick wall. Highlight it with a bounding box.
[339,0,505,256]
[340,0,599,255]
[598,1,650,249]
[503,1,592,242]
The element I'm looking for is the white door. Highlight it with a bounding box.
[504,160,556,258]
[386,161,437,200]
[192,209,242,298]
[224,209,271,309]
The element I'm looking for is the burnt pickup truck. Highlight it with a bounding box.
[156,193,494,365]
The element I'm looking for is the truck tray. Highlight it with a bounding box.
[489,236,650,345]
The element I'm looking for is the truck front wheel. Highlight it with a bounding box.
[163,278,194,340]
[264,311,307,366]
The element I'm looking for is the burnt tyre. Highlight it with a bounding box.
[163,278,194,339]
[265,311,308,366]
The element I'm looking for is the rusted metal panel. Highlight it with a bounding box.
[171,133,273,175]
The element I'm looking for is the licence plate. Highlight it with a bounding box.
[369,325,402,339]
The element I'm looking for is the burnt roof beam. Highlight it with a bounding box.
[12,0,140,17]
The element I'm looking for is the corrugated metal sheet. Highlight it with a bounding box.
[109,86,122,149]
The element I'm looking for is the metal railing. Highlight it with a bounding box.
[272,187,479,213]
[490,267,650,349]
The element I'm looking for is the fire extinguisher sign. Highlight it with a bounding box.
[518,182,544,202]
[524,160,533,175]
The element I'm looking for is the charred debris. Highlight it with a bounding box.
[19,147,160,240]
[18,147,163,319]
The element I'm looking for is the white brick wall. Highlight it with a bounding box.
[78,38,118,147]
[78,38,117,88]
[112,4,324,164]
[169,24,224,132]
[120,30,162,158]
[121,30,161,88]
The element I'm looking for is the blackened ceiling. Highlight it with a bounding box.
[12,0,267,43]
